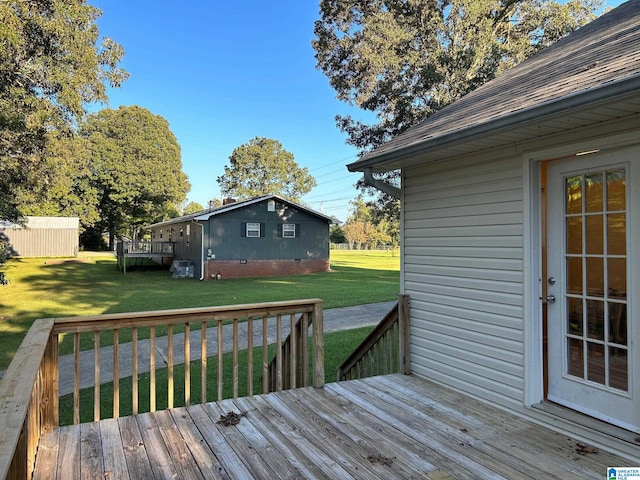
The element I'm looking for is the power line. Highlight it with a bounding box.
[307,154,359,173]
[306,196,355,204]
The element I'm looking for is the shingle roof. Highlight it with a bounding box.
[146,194,336,229]
[348,0,640,172]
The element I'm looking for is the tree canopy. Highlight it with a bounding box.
[81,106,189,245]
[341,198,395,249]
[183,201,205,215]
[0,0,128,221]
[313,0,602,207]
[15,133,100,226]
[217,137,316,202]
[313,0,601,153]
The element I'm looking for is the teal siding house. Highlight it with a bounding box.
[147,195,335,279]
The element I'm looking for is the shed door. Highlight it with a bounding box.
[546,147,639,432]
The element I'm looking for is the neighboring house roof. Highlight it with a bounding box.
[0,216,79,229]
[348,0,640,173]
[146,194,337,229]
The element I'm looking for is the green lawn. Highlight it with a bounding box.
[0,250,399,370]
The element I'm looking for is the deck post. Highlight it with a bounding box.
[398,294,410,375]
[312,300,324,388]
[40,333,59,433]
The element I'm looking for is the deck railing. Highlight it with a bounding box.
[0,299,324,480]
[265,310,320,391]
[116,241,174,255]
[336,294,409,381]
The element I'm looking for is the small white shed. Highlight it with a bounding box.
[348,0,640,461]
[0,216,79,257]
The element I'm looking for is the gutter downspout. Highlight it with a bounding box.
[363,168,401,199]
[192,221,204,280]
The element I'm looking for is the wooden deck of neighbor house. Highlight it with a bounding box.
[116,241,175,273]
[31,374,626,480]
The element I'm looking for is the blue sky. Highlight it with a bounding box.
[92,0,624,223]
[93,0,372,223]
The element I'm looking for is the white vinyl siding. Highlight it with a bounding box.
[403,154,525,409]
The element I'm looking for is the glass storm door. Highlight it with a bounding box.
[546,147,639,433]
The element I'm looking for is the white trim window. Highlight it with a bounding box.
[282,224,296,238]
[246,222,261,238]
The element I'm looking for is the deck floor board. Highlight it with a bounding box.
[33,375,630,479]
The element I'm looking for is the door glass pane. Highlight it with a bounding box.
[586,299,604,340]
[608,303,627,345]
[566,257,582,294]
[586,257,604,295]
[609,347,628,391]
[587,342,605,384]
[560,166,629,394]
[566,217,582,254]
[567,338,584,377]
[608,258,626,299]
[585,173,603,213]
[607,169,626,211]
[585,215,603,254]
[567,297,583,336]
[607,213,626,255]
[566,175,582,214]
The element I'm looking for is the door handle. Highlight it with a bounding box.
[545,295,556,304]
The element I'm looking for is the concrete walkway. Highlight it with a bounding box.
[56,301,396,395]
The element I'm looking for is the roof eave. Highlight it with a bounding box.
[347,74,640,173]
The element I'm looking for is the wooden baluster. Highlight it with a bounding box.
[387,329,393,374]
[217,320,223,401]
[27,377,39,478]
[380,338,384,374]
[167,324,173,409]
[94,331,100,422]
[247,317,253,396]
[392,324,398,373]
[290,314,296,389]
[132,327,138,415]
[276,314,282,391]
[201,320,207,404]
[312,301,324,388]
[391,328,396,372]
[41,332,59,433]
[150,326,156,412]
[184,322,190,406]
[398,294,410,375]
[301,312,309,387]
[370,348,374,376]
[233,319,239,398]
[113,329,119,418]
[73,332,80,424]
[262,316,268,394]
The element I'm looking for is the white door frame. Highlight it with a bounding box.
[522,131,640,409]
[546,150,637,431]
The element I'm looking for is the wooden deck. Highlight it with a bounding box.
[32,374,626,480]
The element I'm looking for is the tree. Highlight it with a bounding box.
[330,224,347,244]
[217,137,316,202]
[15,133,100,228]
[342,197,397,248]
[313,0,601,198]
[183,201,205,215]
[342,221,370,250]
[0,0,127,222]
[81,106,189,247]
[366,198,400,246]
